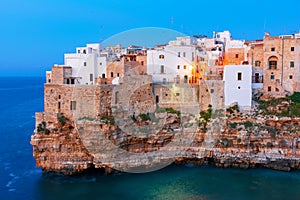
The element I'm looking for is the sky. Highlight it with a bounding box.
[0,0,299,76]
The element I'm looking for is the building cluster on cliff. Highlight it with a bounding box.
[42,30,300,122]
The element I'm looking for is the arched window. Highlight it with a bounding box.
[268,56,278,70]
[159,55,164,59]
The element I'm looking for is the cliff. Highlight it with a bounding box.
[30,103,300,175]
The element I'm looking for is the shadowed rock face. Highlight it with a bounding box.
[30,109,300,175]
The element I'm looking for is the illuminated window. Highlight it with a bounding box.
[184,65,187,70]
[159,55,164,59]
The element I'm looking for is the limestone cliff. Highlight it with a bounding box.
[31,106,300,175]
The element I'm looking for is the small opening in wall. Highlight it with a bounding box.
[238,86,241,89]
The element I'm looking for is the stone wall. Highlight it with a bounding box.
[262,34,298,97]
[225,48,245,65]
[199,80,224,111]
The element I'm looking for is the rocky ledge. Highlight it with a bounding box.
[31,106,300,175]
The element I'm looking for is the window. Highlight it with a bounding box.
[291,47,295,51]
[237,72,242,81]
[184,75,188,83]
[58,102,61,110]
[117,73,120,77]
[77,50,80,53]
[99,62,102,66]
[141,61,144,66]
[83,49,86,54]
[184,65,187,70]
[111,72,114,77]
[163,78,166,84]
[102,73,105,78]
[176,93,180,96]
[269,61,277,69]
[238,86,241,89]
[175,77,180,84]
[210,89,214,93]
[255,60,261,67]
[83,62,87,66]
[90,74,93,82]
[177,65,180,69]
[58,95,61,99]
[115,92,119,104]
[160,65,164,73]
[270,73,274,80]
[70,101,76,110]
[276,88,279,92]
[178,52,180,57]
[235,54,239,58]
[183,52,186,57]
[289,75,293,79]
[268,86,272,91]
[159,54,164,59]
[271,47,275,51]
[290,61,294,68]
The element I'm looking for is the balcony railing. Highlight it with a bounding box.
[252,76,263,83]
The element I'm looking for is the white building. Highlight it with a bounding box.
[64,44,107,85]
[147,37,199,84]
[224,65,252,109]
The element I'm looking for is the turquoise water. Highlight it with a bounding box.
[1,77,300,200]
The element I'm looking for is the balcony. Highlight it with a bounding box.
[252,76,263,83]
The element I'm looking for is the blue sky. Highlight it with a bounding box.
[0,0,299,76]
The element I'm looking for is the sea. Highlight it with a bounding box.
[1,76,300,200]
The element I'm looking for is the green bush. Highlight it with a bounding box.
[101,116,115,124]
[289,92,300,103]
[58,116,67,126]
[229,122,237,129]
[37,121,50,134]
[139,113,151,121]
[243,121,253,128]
